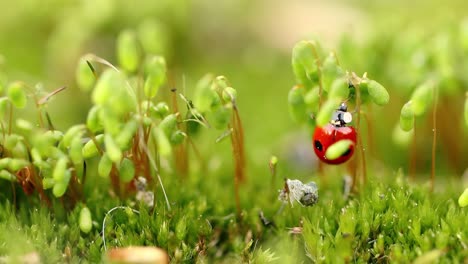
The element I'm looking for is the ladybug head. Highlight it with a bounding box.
[331,103,353,127]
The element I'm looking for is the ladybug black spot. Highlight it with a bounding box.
[341,147,352,157]
[314,140,323,151]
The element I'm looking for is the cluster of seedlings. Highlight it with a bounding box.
[0,26,247,239]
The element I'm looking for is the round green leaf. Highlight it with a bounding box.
[42,178,54,189]
[52,170,71,197]
[0,170,16,182]
[87,105,103,133]
[98,154,113,178]
[154,128,172,158]
[329,78,349,101]
[159,113,178,137]
[292,41,319,89]
[119,158,135,183]
[288,86,307,123]
[211,104,232,130]
[7,82,27,109]
[53,157,68,181]
[143,56,166,98]
[137,18,169,55]
[79,207,93,233]
[365,80,389,106]
[117,29,140,72]
[193,74,215,113]
[322,52,344,92]
[170,130,186,145]
[104,134,122,163]
[399,101,414,132]
[316,99,339,127]
[152,102,169,118]
[411,81,434,116]
[76,57,95,92]
[392,124,414,148]
[82,134,104,159]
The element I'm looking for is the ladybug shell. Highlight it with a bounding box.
[313,124,357,165]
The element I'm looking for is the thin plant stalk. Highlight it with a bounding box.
[229,123,242,218]
[350,73,367,189]
[171,88,188,177]
[144,127,171,211]
[431,85,439,192]
[410,126,417,181]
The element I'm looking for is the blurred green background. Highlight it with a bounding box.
[0,0,467,181]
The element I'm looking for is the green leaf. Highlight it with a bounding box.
[143,56,166,98]
[328,78,349,101]
[69,137,83,165]
[154,127,172,158]
[117,29,141,72]
[137,18,169,55]
[52,170,71,197]
[82,134,104,159]
[292,41,319,89]
[0,97,9,118]
[399,101,414,132]
[115,119,138,150]
[98,154,113,178]
[193,74,215,113]
[210,104,232,130]
[79,207,93,234]
[16,118,34,133]
[104,134,122,163]
[0,158,29,171]
[411,81,434,116]
[211,76,229,93]
[304,86,320,112]
[62,125,85,148]
[42,178,54,189]
[316,99,339,126]
[11,141,28,159]
[86,105,103,133]
[175,217,187,241]
[0,170,16,182]
[392,124,413,148]
[53,157,68,181]
[288,86,307,123]
[119,158,135,183]
[325,140,354,160]
[170,130,186,145]
[152,102,169,118]
[92,69,125,106]
[76,57,95,92]
[364,80,389,106]
[7,81,27,109]
[159,113,178,137]
[321,52,344,92]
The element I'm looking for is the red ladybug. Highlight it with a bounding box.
[313,103,357,164]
